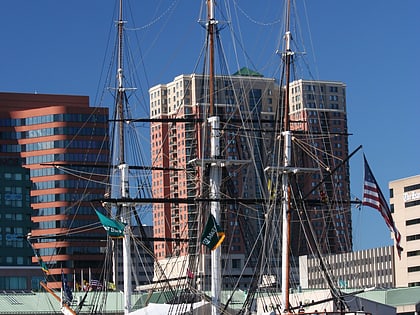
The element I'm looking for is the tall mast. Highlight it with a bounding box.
[207,1,222,314]
[116,0,131,313]
[207,0,216,117]
[117,0,126,165]
[281,0,292,312]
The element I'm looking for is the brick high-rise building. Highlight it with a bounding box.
[287,79,351,255]
[149,76,351,287]
[0,92,109,288]
[149,71,279,286]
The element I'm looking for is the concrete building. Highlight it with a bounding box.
[390,174,420,288]
[0,92,109,288]
[299,174,420,293]
[299,246,395,290]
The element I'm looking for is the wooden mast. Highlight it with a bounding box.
[206,1,222,315]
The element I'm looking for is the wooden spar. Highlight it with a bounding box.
[207,0,215,117]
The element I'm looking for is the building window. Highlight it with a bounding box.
[407,250,420,257]
[408,282,420,287]
[407,234,420,241]
[406,218,420,226]
[408,266,420,273]
[232,259,241,269]
[1,276,27,290]
[406,200,420,208]
[404,183,420,192]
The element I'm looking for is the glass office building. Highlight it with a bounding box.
[0,92,109,288]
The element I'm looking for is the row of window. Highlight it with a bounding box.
[24,127,106,139]
[30,166,107,178]
[406,218,420,226]
[407,250,420,257]
[25,139,108,152]
[37,219,102,230]
[0,213,26,221]
[0,113,108,127]
[404,183,420,192]
[407,234,420,241]
[405,199,420,208]
[0,276,45,290]
[31,192,104,204]
[25,153,107,165]
[0,144,20,152]
[3,172,28,180]
[37,206,97,216]
[31,167,65,178]
[0,237,25,248]
[408,266,420,272]
[38,245,103,257]
[0,140,107,153]
[33,179,106,191]
[298,84,342,94]
[0,226,28,248]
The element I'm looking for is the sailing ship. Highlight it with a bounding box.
[30,1,397,314]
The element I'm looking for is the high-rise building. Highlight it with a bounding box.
[0,158,45,291]
[287,79,351,255]
[390,174,420,288]
[149,76,350,286]
[0,92,109,288]
[149,71,279,285]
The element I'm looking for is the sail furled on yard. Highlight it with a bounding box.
[362,154,403,259]
[201,214,225,250]
[95,210,125,238]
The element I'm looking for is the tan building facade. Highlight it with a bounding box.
[390,174,420,287]
[299,246,395,290]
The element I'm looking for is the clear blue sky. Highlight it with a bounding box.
[0,1,419,251]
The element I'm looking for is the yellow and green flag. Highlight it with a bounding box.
[201,214,225,250]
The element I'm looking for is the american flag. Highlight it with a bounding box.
[61,272,73,303]
[362,155,403,259]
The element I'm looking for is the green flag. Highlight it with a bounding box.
[95,210,125,238]
[201,214,225,250]
[37,256,49,274]
[27,239,49,274]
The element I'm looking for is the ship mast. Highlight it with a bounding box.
[207,1,222,314]
[281,0,292,312]
[116,0,132,313]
